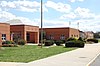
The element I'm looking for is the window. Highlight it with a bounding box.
[27,33,30,41]
[77,35,78,37]
[49,35,54,39]
[74,35,76,37]
[2,34,6,41]
[60,35,65,40]
[71,35,73,37]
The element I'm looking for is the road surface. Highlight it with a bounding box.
[90,54,100,66]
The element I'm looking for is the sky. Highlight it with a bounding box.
[0,0,100,32]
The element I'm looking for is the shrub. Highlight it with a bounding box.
[44,40,54,46]
[2,40,16,47]
[65,40,84,48]
[10,41,15,44]
[18,39,26,45]
[55,40,63,46]
[61,40,66,43]
[2,40,11,44]
[2,40,15,44]
[75,40,85,47]
[67,38,77,41]
[78,37,83,41]
[87,39,98,43]
[65,41,75,47]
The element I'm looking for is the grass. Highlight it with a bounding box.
[0,45,76,63]
[98,39,100,42]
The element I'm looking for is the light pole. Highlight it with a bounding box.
[40,0,43,48]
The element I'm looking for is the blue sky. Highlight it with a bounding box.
[0,0,100,32]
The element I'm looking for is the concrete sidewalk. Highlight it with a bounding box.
[1,43,100,66]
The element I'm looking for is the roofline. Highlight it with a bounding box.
[10,24,39,27]
[0,23,10,25]
[40,27,78,30]
[42,27,69,29]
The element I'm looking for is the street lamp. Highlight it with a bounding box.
[40,0,43,48]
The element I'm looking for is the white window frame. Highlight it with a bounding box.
[2,34,6,41]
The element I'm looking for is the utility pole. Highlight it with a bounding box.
[40,0,43,48]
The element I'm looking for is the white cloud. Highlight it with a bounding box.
[95,15,100,19]
[70,0,76,2]
[14,1,40,8]
[0,11,38,26]
[0,11,16,21]
[60,12,76,19]
[60,7,95,20]
[59,6,100,32]
[0,8,2,11]
[43,6,48,12]
[0,1,44,12]
[42,19,99,32]
[19,6,38,12]
[0,1,16,8]
[78,0,84,2]
[69,18,100,32]
[42,19,69,28]
[45,1,71,13]
[16,17,38,26]
[70,0,84,2]
[74,7,95,19]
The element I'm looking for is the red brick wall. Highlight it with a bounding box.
[0,23,10,42]
[27,32,35,43]
[69,28,79,38]
[0,33,1,45]
[25,25,39,43]
[10,25,24,40]
[41,27,79,40]
[10,25,39,44]
[42,28,69,40]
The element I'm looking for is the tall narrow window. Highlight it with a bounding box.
[2,34,6,41]
[27,33,30,41]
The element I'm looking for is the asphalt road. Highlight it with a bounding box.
[90,54,100,66]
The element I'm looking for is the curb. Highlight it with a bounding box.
[86,52,100,66]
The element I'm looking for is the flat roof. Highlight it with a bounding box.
[7,19,37,26]
[41,27,78,30]
[0,23,10,25]
[10,24,39,27]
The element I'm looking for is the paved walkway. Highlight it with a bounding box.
[0,43,100,66]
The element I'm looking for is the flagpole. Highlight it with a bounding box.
[77,22,79,30]
[69,21,71,27]
[40,0,43,48]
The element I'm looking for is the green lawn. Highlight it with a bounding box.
[98,39,100,42]
[0,45,76,63]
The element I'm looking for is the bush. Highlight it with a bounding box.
[65,41,75,47]
[2,40,11,44]
[78,37,83,41]
[75,41,85,47]
[2,40,16,47]
[65,40,84,48]
[61,40,66,43]
[18,39,26,45]
[67,38,77,41]
[44,40,54,46]
[87,39,98,43]
[55,40,63,46]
